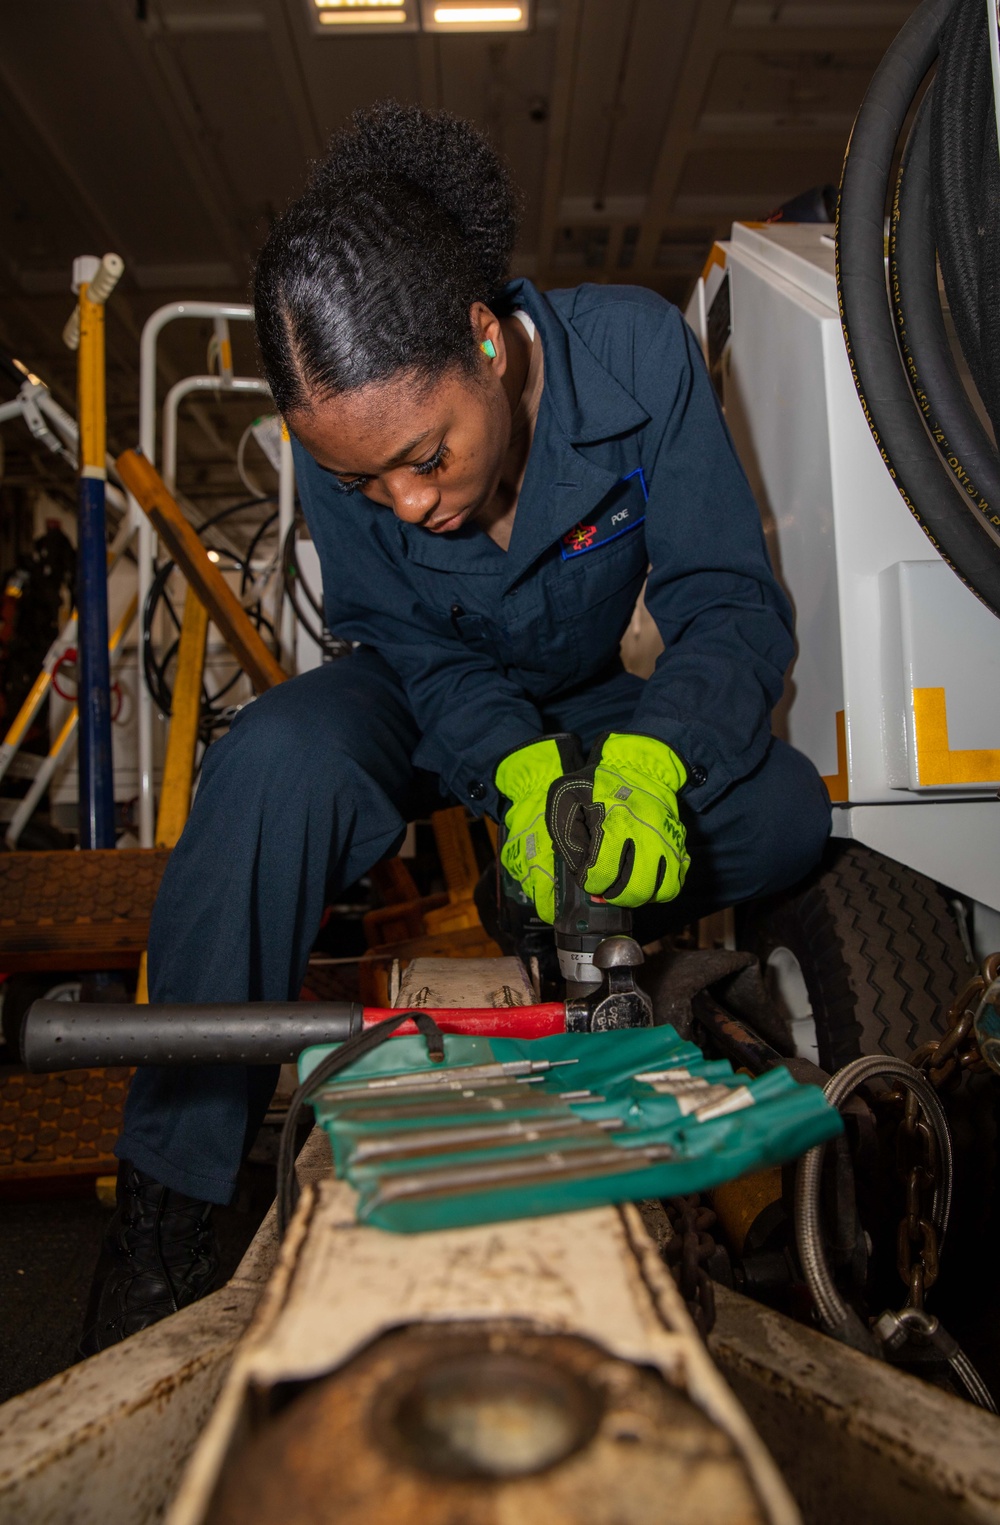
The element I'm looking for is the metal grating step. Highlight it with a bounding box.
[0,849,171,972]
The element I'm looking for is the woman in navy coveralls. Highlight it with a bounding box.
[81,103,830,1352]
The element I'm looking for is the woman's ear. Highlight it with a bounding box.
[470,302,506,375]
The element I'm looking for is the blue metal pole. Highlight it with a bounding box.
[76,472,115,848]
[75,264,117,849]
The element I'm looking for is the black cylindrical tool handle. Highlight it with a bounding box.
[22,1001,364,1071]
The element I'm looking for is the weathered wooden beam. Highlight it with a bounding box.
[710,1284,1000,1525]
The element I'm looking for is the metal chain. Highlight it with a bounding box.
[888,1084,940,1307]
[880,954,1000,1307]
[661,1194,718,1338]
[911,953,1000,1091]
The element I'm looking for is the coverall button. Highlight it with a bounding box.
[450,604,465,618]
[689,764,708,787]
[468,780,487,801]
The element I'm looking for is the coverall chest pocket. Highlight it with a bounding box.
[451,610,505,665]
[549,519,649,625]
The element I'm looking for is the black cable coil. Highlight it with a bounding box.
[837,0,1000,613]
[142,496,348,747]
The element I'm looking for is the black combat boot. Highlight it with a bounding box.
[78,1161,219,1356]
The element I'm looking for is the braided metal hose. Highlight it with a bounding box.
[950,1346,999,1412]
[795,1056,953,1345]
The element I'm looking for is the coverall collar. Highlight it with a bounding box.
[503,278,649,445]
[400,279,650,585]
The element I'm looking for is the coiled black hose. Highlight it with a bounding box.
[891,85,1000,545]
[837,0,1000,611]
[282,513,352,662]
[931,0,1000,440]
[142,495,278,738]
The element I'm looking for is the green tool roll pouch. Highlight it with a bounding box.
[299,1028,841,1233]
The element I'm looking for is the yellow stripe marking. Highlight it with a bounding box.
[913,687,1000,786]
[821,710,848,802]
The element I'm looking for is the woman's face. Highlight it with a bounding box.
[286,309,513,535]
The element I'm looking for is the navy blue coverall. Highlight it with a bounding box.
[120,280,831,1203]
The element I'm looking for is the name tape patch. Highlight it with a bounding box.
[560,467,648,560]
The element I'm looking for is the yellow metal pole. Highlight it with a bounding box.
[156,591,209,849]
[78,283,106,470]
[0,657,72,757]
[137,589,210,1004]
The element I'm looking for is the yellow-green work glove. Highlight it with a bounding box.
[494,734,583,924]
[546,732,690,909]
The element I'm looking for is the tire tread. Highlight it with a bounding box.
[744,842,971,1070]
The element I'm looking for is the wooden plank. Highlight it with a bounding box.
[156,590,209,849]
[115,450,287,693]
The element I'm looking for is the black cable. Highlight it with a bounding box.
[275,1011,445,1237]
[238,510,279,600]
[281,514,352,660]
[836,0,1000,613]
[891,84,1000,545]
[142,495,280,725]
[931,0,1000,437]
[142,561,184,714]
[285,520,325,619]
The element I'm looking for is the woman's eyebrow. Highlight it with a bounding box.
[379,429,434,469]
[328,429,435,478]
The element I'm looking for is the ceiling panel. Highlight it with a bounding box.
[0,99,99,284]
[596,0,699,202]
[678,142,847,207]
[561,0,648,201]
[0,5,222,269]
[704,46,884,124]
[435,30,556,268]
[163,29,313,237]
[0,0,925,500]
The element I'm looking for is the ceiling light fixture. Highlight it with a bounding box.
[422,1,528,26]
[317,7,407,18]
[307,0,417,33]
[308,0,528,34]
[434,6,522,19]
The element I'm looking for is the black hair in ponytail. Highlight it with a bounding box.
[253,101,519,413]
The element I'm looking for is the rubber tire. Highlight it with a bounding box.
[743,841,1000,1399]
[739,841,972,1070]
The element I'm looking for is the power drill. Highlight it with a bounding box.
[551,853,632,1000]
[486,848,652,1028]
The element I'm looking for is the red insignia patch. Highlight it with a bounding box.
[563,522,598,552]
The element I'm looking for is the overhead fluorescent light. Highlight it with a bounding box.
[318,7,407,19]
[434,6,522,19]
[421,0,529,29]
[306,0,417,32]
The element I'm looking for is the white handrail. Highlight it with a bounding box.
[162,374,271,493]
[133,302,255,845]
